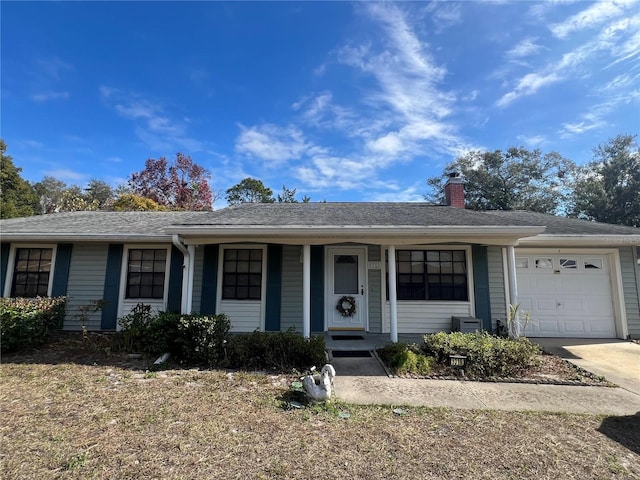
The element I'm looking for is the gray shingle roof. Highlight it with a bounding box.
[171,202,542,227]
[482,210,639,235]
[0,211,207,238]
[1,204,637,240]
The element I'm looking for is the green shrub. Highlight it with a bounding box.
[225,330,326,372]
[422,331,541,377]
[377,342,434,375]
[118,306,230,366]
[135,311,181,356]
[0,296,67,353]
[174,313,230,366]
[118,303,154,352]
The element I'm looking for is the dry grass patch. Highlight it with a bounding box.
[2,347,639,480]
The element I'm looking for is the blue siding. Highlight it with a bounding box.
[472,245,492,330]
[101,244,123,329]
[265,245,283,331]
[200,244,219,315]
[166,246,184,313]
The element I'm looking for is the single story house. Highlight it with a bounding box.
[2,179,639,340]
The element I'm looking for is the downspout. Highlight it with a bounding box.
[172,234,190,314]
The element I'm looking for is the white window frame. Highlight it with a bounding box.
[3,244,57,298]
[217,245,268,304]
[118,245,172,318]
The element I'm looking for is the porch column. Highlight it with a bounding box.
[387,245,398,343]
[302,244,311,339]
[506,245,519,336]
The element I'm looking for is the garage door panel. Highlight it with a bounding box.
[516,253,616,338]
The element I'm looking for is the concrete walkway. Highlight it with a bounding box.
[330,355,640,416]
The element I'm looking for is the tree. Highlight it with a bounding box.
[85,179,114,209]
[276,185,311,203]
[570,135,640,227]
[111,193,167,211]
[33,176,67,213]
[0,140,39,218]
[128,153,214,211]
[225,178,275,205]
[58,186,99,212]
[426,147,575,214]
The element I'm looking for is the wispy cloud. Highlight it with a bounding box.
[497,7,640,108]
[235,124,313,165]
[550,0,638,39]
[30,91,70,102]
[496,72,562,107]
[100,85,203,152]
[505,38,545,62]
[36,56,73,80]
[516,134,547,147]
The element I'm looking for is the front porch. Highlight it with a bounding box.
[324,332,425,352]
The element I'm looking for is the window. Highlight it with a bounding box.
[222,249,263,300]
[559,258,577,269]
[584,259,603,270]
[11,248,53,297]
[515,257,529,269]
[390,249,468,301]
[535,258,553,269]
[126,249,167,299]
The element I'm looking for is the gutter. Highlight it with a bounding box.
[517,234,640,248]
[164,225,546,237]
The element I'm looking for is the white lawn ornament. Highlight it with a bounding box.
[302,364,336,401]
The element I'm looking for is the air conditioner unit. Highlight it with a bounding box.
[451,316,481,333]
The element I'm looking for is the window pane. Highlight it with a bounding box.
[334,255,358,294]
[584,259,603,269]
[238,250,250,261]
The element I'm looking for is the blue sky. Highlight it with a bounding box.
[2,1,638,206]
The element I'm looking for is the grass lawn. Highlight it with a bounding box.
[1,336,639,479]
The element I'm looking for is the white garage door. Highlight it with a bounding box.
[515,253,616,338]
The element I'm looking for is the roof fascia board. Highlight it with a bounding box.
[0,234,172,243]
[517,235,640,248]
[180,235,526,247]
[165,225,545,237]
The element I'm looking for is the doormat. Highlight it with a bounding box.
[331,335,365,341]
[331,350,372,358]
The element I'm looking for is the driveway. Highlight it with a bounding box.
[534,338,640,396]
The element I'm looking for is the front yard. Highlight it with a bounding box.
[1,335,639,479]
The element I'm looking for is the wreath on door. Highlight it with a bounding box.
[336,296,357,317]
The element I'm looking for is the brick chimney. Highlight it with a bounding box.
[444,172,465,208]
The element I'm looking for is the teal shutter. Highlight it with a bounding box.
[472,245,492,331]
[310,246,324,332]
[264,245,282,331]
[166,246,184,313]
[51,244,73,297]
[0,243,9,296]
[101,244,123,329]
[200,245,219,315]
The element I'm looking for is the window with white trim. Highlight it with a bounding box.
[125,248,167,299]
[11,247,53,297]
[387,249,469,301]
[222,248,263,300]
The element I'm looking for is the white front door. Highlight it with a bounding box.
[326,247,367,330]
